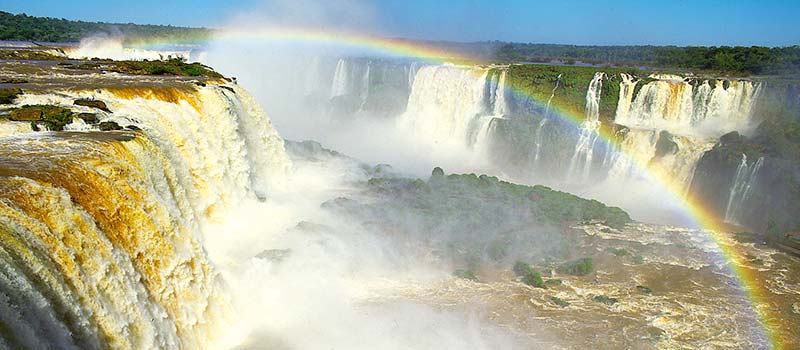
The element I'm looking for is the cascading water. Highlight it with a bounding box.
[724,154,764,224]
[611,75,761,193]
[533,73,562,166]
[399,65,506,151]
[0,83,291,350]
[567,72,604,182]
[615,75,760,137]
[330,58,349,98]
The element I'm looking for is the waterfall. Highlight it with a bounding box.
[567,72,604,182]
[724,154,764,224]
[359,62,371,110]
[399,65,499,149]
[330,58,349,98]
[0,84,291,349]
[615,76,760,137]
[533,73,562,166]
[491,70,508,117]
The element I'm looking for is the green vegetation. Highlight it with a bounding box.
[453,269,478,282]
[545,279,562,286]
[521,271,546,289]
[608,248,629,257]
[60,57,223,78]
[636,285,652,294]
[8,105,73,131]
[513,261,534,277]
[0,88,22,104]
[494,42,800,75]
[632,255,645,265]
[501,65,641,125]
[557,257,594,276]
[549,296,570,307]
[593,295,619,306]
[0,11,210,44]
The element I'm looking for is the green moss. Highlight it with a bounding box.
[106,57,223,78]
[632,255,645,264]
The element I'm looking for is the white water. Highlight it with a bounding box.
[533,73,562,167]
[1,84,291,349]
[399,65,503,151]
[567,72,604,182]
[615,77,761,138]
[724,154,764,224]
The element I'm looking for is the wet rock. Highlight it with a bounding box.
[98,121,123,131]
[431,166,445,178]
[125,125,141,131]
[0,88,23,104]
[219,85,236,94]
[636,285,652,294]
[74,99,111,112]
[76,113,98,124]
[654,130,678,158]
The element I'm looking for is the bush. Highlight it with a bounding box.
[550,296,569,307]
[557,257,594,276]
[513,261,534,277]
[522,271,546,289]
[593,295,619,306]
[453,269,478,282]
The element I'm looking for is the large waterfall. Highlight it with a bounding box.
[610,75,761,192]
[0,83,290,349]
[398,65,507,151]
[567,72,605,182]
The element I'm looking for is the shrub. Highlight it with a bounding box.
[522,271,546,289]
[513,261,534,277]
[550,296,569,307]
[593,295,619,306]
[557,257,594,276]
[453,269,478,282]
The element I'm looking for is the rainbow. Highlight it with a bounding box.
[132,27,784,348]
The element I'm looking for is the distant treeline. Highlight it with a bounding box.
[493,43,800,75]
[2,11,798,75]
[0,11,210,43]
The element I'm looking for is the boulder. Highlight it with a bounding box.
[9,108,43,121]
[0,87,23,104]
[74,99,111,112]
[126,125,142,131]
[77,113,98,124]
[98,121,123,131]
[431,166,445,178]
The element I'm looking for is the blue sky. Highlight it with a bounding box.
[2,0,799,46]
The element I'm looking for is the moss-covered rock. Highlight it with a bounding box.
[522,271,547,289]
[76,113,98,124]
[9,105,73,131]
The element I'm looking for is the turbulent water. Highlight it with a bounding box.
[0,74,290,349]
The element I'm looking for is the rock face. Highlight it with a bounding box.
[74,99,111,112]
[9,105,74,131]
